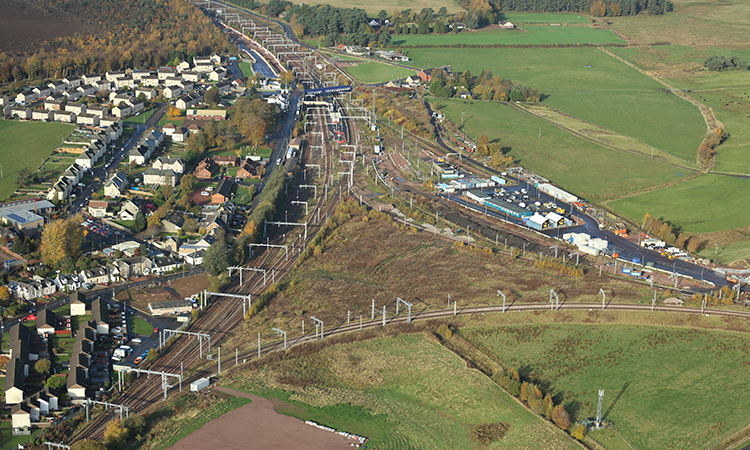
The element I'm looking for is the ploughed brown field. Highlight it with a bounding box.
[0,0,97,54]
[166,387,354,450]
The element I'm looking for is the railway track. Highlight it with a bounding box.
[71,77,346,445]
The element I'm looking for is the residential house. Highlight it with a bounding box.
[131,70,151,81]
[187,123,201,134]
[164,76,183,87]
[213,154,237,166]
[88,200,109,218]
[131,98,145,113]
[114,76,136,89]
[66,366,88,403]
[177,61,192,71]
[112,104,132,117]
[54,273,81,293]
[81,73,102,84]
[209,68,227,81]
[119,200,140,220]
[170,127,188,142]
[48,81,68,93]
[70,292,87,316]
[502,21,515,29]
[141,75,160,87]
[212,178,232,203]
[178,80,194,92]
[175,91,203,110]
[106,70,127,81]
[15,91,37,105]
[105,123,123,140]
[143,167,180,186]
[47,178,72,201]
[80,266,116,285]
[90,297,110,335]
[152,156,185,173]
[157,67,177,80]
[99,116,121,127]
[116,256,151,279]
[186,109,226,121]
[194,62,214,73]
[161,212,184,233]
[237,159,261,179]
[128,145,152,166]
[51,110,75,123]
[76,84,97,96]
[151,254,181,274]
[76,113,100,126]
[65,102,86,115]
[183,249,205,265]
[199,213,226,236]
[104,172,128,198]
[32,86,51,97]
[9,106,31,119]
[36,309,57,336]
[62,89,83,101]
[215,80,232,95]
[11,402,32,432]
[44,98,63,111]
[5,358,26,404]
[75,150,96,169]
[86,105,108,118]
[162,85,182,99]
[31,109,53,121]
[194,158,215,179]
[182,71,200,82]
[63,76,82,87]
[0,94,9,106]
[135,87,157,100]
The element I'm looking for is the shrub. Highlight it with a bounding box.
[468,422,509,444]
[552,405,571,430]
[569,423,588,440]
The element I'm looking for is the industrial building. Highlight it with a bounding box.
[483,199,533,219]
[537,183,578,204]
[148,300,193,316]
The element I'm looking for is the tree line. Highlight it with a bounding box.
[704,55,748,72]
[485,0,672,16]
[428,68,542,103]
[0,0,232,86]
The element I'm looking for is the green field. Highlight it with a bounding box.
[408,47,705,159]
[504,12,592,23]
[393,25,625,46]
[132,316,154,336]
[462,324,750,450]
[607,174,750,234]
[438,99,684,201]
[344,61,417,84]
[0,421,41,450]
[225,334,578,450]
[0,120,75,200]
[239,61,254,77]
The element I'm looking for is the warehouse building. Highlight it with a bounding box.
[465,190,491,203]
[483,199,533,219]
[148,300,193,316]
[537,183,578,204]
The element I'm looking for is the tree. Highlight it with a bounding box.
[281,69,294,87]
[104,420,128,450]
[41,216,83,268]
[0,285,10,301]
[410,23,419,34]
[569,423,587,440]
[203,239,234,276]
[46,375,67,391]
[543,394,555,420]
[477,134,489,156]
[378,9,387,20]
[133,211,146,233]
[552,405,571,430]
[71,441,106,450]
[166,106,181,117]
[378,29,391,46]
[123,414,145,438]
[183,218,199,234]
[35,358,51,375]
[204,86,220,106]
[180,174,197,194]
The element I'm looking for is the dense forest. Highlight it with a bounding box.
[0,0,232,85]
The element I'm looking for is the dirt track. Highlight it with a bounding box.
[166,387,356,450]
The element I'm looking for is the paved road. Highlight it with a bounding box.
[68,103,168,215]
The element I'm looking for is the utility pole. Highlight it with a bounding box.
[498,290,506,313]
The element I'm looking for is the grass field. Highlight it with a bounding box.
[344,61,417,83]
[462,323,750,449]
[393,25,625,46]
[0,120,74,200]
[607,174,750,234]
[607,0,750,46]
[132,316,154,336]
[437,99,685,201]
[504,12,591,23]
[0,421,41,450]
[224,334,579,450]
[408,47,705,159]
[239,61,254,77]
